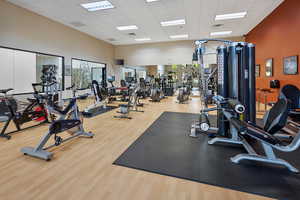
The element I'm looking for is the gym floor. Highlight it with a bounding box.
[0,97,271,200]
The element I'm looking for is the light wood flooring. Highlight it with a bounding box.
[0,97,273,200]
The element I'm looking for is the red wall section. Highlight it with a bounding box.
[246,0,300,102]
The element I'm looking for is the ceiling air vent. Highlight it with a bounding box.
[70,21,86,27]
[128,33,136,36]
[212,24,224,28]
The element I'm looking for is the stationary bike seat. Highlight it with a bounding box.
[0,88,14,94]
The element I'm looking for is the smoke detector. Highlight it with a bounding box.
[212,24,224,28]
[128,32,136,36]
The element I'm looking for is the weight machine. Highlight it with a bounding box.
[191,40,256,137]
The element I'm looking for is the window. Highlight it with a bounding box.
[71,59,106,89]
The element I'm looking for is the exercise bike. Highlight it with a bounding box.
[21,84,94,161]
[0,85,49,140]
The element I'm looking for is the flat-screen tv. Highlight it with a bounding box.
[115,59,124,65]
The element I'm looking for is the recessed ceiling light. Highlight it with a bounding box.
[215,12,247,21]
[161,19,186,27]
[81,1,114,12]
[146,0,160,2]
[135,38,151,41]
[116,25,138,31]
[210,31,232,36]
[169,34,189,39]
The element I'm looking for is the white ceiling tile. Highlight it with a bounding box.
[7,0,284,45]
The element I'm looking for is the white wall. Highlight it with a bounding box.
[115,37,244,66]
[0,0,116,89]
[0,1,246,90]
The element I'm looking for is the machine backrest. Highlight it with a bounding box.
[263,98,289,134]
[279,84,300,109]
[91,80,103,101]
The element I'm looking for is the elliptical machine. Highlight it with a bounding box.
[21,83,94,161]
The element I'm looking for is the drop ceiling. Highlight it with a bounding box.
[7,0,284,45]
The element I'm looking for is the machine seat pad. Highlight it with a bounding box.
[246,123,282,146]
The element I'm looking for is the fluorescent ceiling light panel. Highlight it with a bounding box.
[135,38,151,41]
[161,19,186,27]
[169,34,188,39]
[215,12,247,21]
[210,31,232,36]
[81,1,114,11]
[146,0,160,2]
[116,25,138,31]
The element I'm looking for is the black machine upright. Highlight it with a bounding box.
[190,40,256,137]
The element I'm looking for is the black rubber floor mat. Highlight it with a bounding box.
[114,112,300,200]
[82,105,118,118]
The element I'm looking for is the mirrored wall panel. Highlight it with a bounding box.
[0,47,63,94]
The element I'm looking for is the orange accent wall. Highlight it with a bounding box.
[246,0,300,103]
